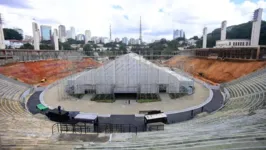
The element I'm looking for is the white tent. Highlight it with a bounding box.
[67,53,194,94]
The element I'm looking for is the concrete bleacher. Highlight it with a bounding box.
[76,68,266,149]
[0,67,266,149]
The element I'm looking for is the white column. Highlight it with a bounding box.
[251,8,263,46]
[32,22,40,50]
[221,20,227,41]
[53,29,59,51]
[202,27,207,48]
[0,24,5,49]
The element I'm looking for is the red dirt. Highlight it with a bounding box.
[164,56,266,85]
[0,58,101,86]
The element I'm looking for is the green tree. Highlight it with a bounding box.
[3,28,23,40]
[20,43,34,49]
[83,44,93,56]
[40,44,54,50]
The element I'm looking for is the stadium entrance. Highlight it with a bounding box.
[114,93,137,100]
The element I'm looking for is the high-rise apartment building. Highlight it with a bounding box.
[58,25,66,42]
[40,25,52,41]
[173,29,185,39]
[85,30,91,44]
[122,37,128,45]
[70,27,76,39]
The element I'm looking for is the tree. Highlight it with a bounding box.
[20,43,33,49]
[3,28,23,40]
[40,44,54,50]
[83,44,93,56]
[190,36,199,40]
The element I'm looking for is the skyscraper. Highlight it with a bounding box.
[66,30,72,39]
[70,27,75,39]
[122,37,128,45]
[173,29,185,39]
[76,34,85,41]
[58,25,66,42]
[40,25,52,41]
[85,30,91,44]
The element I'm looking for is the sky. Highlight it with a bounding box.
[0,0,265,43]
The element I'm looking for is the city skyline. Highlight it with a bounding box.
[0,0,266,42]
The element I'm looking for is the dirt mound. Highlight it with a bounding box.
[165,56,266,84]
[0,58,101,86]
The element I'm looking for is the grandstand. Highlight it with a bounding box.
[0,50,265,149]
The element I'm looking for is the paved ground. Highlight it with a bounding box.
[44,81,209,115]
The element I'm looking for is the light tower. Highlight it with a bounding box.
[32,21,40,50]
[202,27,207,48]
[53,29,59,51]
[0,14,5,49]
[139,16,142,44]
[221,20,227,41]
[251,8,263,46]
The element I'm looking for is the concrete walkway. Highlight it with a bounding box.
[44,81,209,115]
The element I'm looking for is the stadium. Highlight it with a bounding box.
[0,46,265,149]
[0,6,266,150]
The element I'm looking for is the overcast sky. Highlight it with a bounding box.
[0,0,265,42]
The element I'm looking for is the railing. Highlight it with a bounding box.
[52,123,139,135]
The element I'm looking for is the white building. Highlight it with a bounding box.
[173,29,185,39]
[58,25,66,42]
[99,37,109,44]
[66,30,72,39]
[187,39,197,46]
[76,34,85,41]
[129,38,136,45]
[70,27,76,39]
[67,53,194,95]
[91,36,100,44]
[85,30,91,44]
[115,38,120,43]
[32,22,40,50]
[215,39,251,47]
[122,37,128,45]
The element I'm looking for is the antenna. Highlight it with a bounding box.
[109,24,112,41]
[139,16,142,44]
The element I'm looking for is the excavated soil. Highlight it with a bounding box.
[164,56,266,85]
[0,58,100,86]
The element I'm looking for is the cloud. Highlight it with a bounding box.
[112,5,123,10]
[0,0,32,9]
[124,15,129,20]
[0,0,265,43]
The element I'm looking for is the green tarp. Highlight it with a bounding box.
[36,104,48,111]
